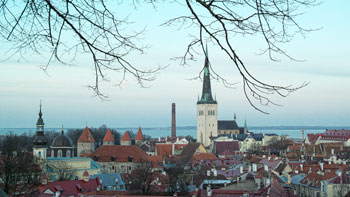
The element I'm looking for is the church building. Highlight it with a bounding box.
[197,48,247,147]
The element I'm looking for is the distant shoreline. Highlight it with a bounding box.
[1,126,350,139]
[1,125,350,130]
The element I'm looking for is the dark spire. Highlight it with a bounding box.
[36,100,44,126]
[197,45,217,104]
[33,101,48,147]
[61,124,64,135]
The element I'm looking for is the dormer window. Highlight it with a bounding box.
[111,156,116,161]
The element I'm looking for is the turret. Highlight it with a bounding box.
[135,127,144,145]
[121,131,131,146]
[77,127,96,156]
[103,129,114,145]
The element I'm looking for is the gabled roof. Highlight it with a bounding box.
[218,120,239,130]
[135,127,144,141]
[259,156,281,171]
[90,145,149,163]
[103,129,114,142]
[37,178,100,195]
[180,143,201,159]
[300,172,337,188]
[156,144,173,158]
[78,127,95,143]
[90,173,125,189]
[214,141,240,154]
[268,177,296,197]
[306,133,321,144]
[121,131,131,141]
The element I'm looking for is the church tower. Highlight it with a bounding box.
[197,47,218,147]
[33,102,48,159]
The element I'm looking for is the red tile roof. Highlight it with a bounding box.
[37,178,100,196]
[103,129,114,142]
[300,172,337,188]
[174,144,187,151]
[269,177,297,197]
[121,131,131,141]
[192,153,217,161]
[156,144,173,157]
[214,141,239,155]
[90,145,149,163]
[307,134,321,144]
[77,127,95,143]
[288,144,301,151]
[135,127,144,141]
[148,155,163,168]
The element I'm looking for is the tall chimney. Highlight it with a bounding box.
[171,103,176,138]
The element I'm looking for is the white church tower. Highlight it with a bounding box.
[197,47,218,147]
[33,102,48,160]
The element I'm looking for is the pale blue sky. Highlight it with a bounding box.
[0,1,349,128]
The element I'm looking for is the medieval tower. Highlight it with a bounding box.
[197,48,218,147]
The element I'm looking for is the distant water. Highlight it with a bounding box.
[1,126,350,139]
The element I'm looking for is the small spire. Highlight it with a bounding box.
[61,124,64,135]
[234,113,237,121]
[244,118,247,130]
[39,100,42,117]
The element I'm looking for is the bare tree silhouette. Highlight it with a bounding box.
[0,0,318,112]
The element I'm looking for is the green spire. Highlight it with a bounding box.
[197,45,217,104]
[244,118,248,130]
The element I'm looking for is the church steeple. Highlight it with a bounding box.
[33,101,48,159]
[36,101,45,134]
[197,46,217,104]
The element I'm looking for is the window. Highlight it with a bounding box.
[38,151,41,157]
[66,150,71,157]
[57,150,62,158]
[51,150,54,157]
[199,111,204,116]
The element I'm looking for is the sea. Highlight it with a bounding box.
[1,126,350,139]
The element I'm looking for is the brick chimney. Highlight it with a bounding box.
[171,103,176,138]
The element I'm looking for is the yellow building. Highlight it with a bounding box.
[44,157,101,181]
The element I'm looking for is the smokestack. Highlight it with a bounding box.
[171,103,176,138]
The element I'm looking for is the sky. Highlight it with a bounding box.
[0,1,349,128]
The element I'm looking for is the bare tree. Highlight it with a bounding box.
[165,161,188,195]
[47,161,75,181]
[0,134,41,195]
[0,0,318,112]
[128,160,155,195]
